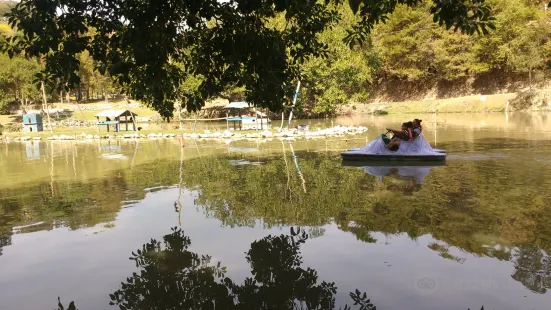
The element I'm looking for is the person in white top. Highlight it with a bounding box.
[412,119,423,138]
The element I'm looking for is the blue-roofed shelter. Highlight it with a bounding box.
[95,110,137,132]
[23,114,43,132]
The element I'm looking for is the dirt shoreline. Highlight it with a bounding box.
[340,93,550,115]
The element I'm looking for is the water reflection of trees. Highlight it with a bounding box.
[511,246,551,294]
[0,230,11,257]
[2,152,551,294]
[174,154,551,294]
[0,175,140,234]
[61,228,376,310]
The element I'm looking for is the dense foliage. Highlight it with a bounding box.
[0,2,105,112]
[1,0,548,116]
[77,51,116,102]
[299,0,551,114]
[0,6,41,113]
[0,53,41,113]
[1,0,496,118]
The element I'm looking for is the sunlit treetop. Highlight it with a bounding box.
[3,0,495,118]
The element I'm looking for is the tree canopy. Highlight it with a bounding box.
[3,0,495,118]
[0,53,41,113]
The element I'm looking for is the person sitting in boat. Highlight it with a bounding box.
[412,119,423,138]
[385,122,413,150]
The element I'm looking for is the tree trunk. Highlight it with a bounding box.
[177,100,182,130]
[13,84,17,101]
[21,92,26,113]
[529,69,532,91]
[529,67,533,105]
[104,89,108,104]
[41,81,53,133]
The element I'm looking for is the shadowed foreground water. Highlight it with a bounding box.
[1,113,550,310]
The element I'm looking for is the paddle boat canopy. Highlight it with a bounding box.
[341,134,446,162]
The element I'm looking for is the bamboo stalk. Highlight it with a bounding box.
[287,81,301,129]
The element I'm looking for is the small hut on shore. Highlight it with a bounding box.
[95,110,137,132]
[23,114,43,132]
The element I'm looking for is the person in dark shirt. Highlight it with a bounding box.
[385,122,413,150]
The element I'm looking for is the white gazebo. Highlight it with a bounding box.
[225,102,270,130]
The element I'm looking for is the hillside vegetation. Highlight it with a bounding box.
[296,0,551,114]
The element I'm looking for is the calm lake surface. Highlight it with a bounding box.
[1,112,551,310]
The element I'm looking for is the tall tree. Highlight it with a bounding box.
[507,16,550,94]
[0,53,41,112]
[470,0,550,74]
[300,6,378,115]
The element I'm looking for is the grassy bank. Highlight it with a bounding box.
[0,106,159,124]
[2,93,549,138]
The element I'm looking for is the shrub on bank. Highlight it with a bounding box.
[371,110,389,115]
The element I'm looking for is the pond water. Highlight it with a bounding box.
[1,112,551,310]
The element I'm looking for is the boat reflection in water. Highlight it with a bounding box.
[343,161,445,195]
